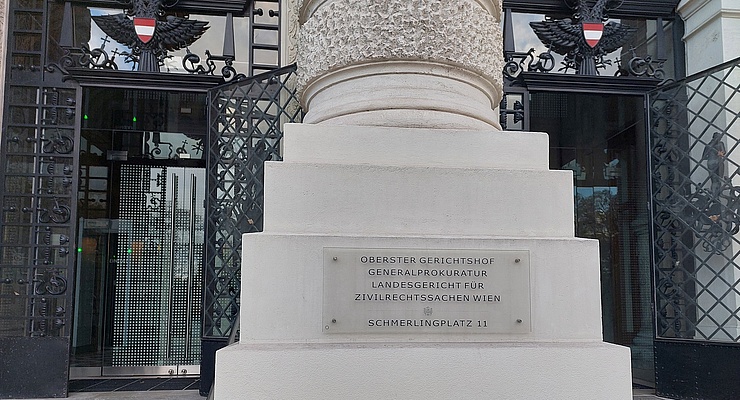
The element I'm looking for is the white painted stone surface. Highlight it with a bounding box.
[679,0,740,74]
[213,123,632,399]
[300,61,501,129]
[263,163,575,237]
[269,124,572,237]
[281,0,300,66]
[215,0,631,395]
[297,0,502,90]
[281,124,550,170]
[215,342,632,400]
[238,235,602,343]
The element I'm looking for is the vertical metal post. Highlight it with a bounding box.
[185,172,197,361]
[656,17,666,61]
[503,8,515,55]
[223,13,235,59]
[166,170,178,360]
[60,2,74,48]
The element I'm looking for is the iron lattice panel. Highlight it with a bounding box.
[204,65,302,338]
[650,58,740,342]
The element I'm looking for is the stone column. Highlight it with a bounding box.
[213,1,632,398]
[679,0,740,74]
[297,0,503,130]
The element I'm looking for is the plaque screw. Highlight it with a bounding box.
[332,257,338,261]
[516,319,523,323]
[332,319,337,323]
[325,325,330,330]
[515,258,521,263]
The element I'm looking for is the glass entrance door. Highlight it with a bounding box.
[71,87,208,378]
[71,165,205,377]
[530,91,654,384]
[110,165,204,375]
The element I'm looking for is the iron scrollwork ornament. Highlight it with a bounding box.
[499,95,525,129]
[503,48,556,80]
[681,132,740,254]
[91,0,209,72]
[615,48,670,84]
[40,88,75,155]
[45,42,119,75]
[182,50,246,83]
[34,270,68,296]
[38,198,72,224]
[529,0,636,75]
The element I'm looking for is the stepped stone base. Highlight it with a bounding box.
[212,124,632,399]
[215,341,631,400]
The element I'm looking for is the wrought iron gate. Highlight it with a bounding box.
[0,87,79,396]
[0,1,80,388]
[650,56,740,399]
[201,64,301,392]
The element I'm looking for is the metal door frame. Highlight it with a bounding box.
[71,162,206,378]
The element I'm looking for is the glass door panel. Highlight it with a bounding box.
[71,165,205,376]
[531,92,654,384]
[106,165,204,375]
[71,87,208,377]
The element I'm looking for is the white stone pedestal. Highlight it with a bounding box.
[212,124,632,399]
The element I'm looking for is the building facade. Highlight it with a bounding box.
[1,0,740,399]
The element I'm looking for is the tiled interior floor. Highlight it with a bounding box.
[69,378,199,392]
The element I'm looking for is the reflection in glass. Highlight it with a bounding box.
[79,7,251,73]
[511,12,677,81]
[72,87,207,375]
[533,92,653,384]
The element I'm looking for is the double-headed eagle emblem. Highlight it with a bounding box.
[529,0,636,75]
[92,0,209,72]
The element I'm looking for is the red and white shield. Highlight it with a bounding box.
[582,22,604,48]
[133,17,156,44]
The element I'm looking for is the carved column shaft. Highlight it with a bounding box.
[297,0,503,130]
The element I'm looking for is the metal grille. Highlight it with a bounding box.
[203,65,302,338]
[0,84,79,338]
[0,0,80,341]
[650,57,740,341]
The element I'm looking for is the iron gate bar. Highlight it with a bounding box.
[199,63,301,396]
